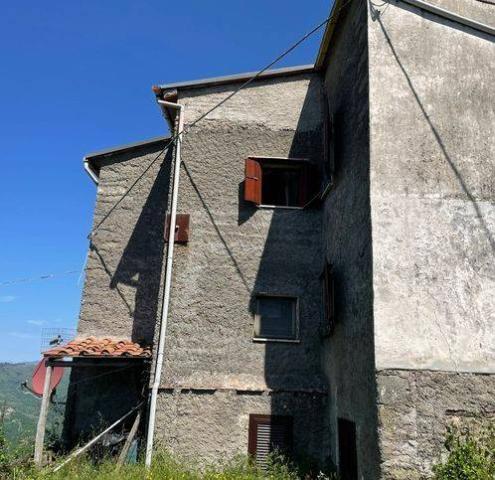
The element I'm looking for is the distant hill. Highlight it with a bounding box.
[0,362,67,446]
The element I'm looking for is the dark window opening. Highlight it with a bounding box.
[248,414,293,467]
[262,164,302,207]
[244,157,319,208]
[254,295,298,341]
[338,418,358,480]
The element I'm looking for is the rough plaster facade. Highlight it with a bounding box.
[71,0,495,476]
[74,73,330,466]
[156,74,329,465]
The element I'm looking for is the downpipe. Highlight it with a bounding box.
[83,158,99,184]
[145,99,184,467]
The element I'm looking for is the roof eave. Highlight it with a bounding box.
[152,64,316,95]
[314,0,345,70]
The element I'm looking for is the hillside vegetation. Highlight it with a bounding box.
[0,362,67,445]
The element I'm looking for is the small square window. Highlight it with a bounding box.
[254,295,298,341]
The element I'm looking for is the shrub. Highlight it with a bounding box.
[433,424,495,480]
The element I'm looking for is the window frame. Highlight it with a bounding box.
[244,156,315,210]
[253,293,300,343]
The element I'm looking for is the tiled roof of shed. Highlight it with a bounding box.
[43,336,152,359]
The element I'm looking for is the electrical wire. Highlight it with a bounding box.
[0,270,79,287]
[86,2,353,239]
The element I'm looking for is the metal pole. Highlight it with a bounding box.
[145,99,184,467]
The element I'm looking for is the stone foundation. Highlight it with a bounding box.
[377,369,495,479]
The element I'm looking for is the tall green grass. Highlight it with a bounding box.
[0,428,336,480]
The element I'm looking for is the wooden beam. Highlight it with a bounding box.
[116,409,141,469]
[46,359,145,368]
[52,402,143,473]
[34,364,52,466]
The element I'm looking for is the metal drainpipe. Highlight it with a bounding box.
[83,158,99,184]
[145,98,184,467]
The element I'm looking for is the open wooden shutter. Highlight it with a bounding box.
[244,158,262,205]
[248,415,292,467]
[298,163,320,207]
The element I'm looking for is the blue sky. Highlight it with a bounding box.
[0,0,330,362]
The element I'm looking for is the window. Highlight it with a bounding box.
[254,295,298,341]
[244,157,319,208]
[248,414,293,467]
[338,418,358,480]
[321,262,335,335]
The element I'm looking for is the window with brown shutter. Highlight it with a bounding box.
[322,262,335,336]
[244,157,319,208]
[248,414,293,467]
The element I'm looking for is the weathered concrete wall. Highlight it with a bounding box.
[368,0,495,373]
[75,73,329,464]
[320,1,379,478]
[78,143,172,345]
[153,73,329,465]
[429,0,495,25]
[377,369,495,479]
[66,143,170,448]
[367,1,495,477]
[155,390,328,466]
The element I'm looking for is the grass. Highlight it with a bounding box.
[0,428,336,480]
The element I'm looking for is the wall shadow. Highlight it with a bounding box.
[94,146,173,346]
[316,2,379,478]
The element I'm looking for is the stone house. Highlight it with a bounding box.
[57,0,495,478]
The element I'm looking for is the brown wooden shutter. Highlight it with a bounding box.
[164,214,190,243]
[323,263,335,333]
[248,414,292,467]
[244,158,262,205]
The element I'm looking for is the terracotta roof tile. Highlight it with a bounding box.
[43,336,151,359]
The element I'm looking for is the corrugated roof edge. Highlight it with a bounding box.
[156,64,315,92]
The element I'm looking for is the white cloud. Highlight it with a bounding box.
[8,332,38,339]
[27,320,45,326]
[0,295,16,303]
